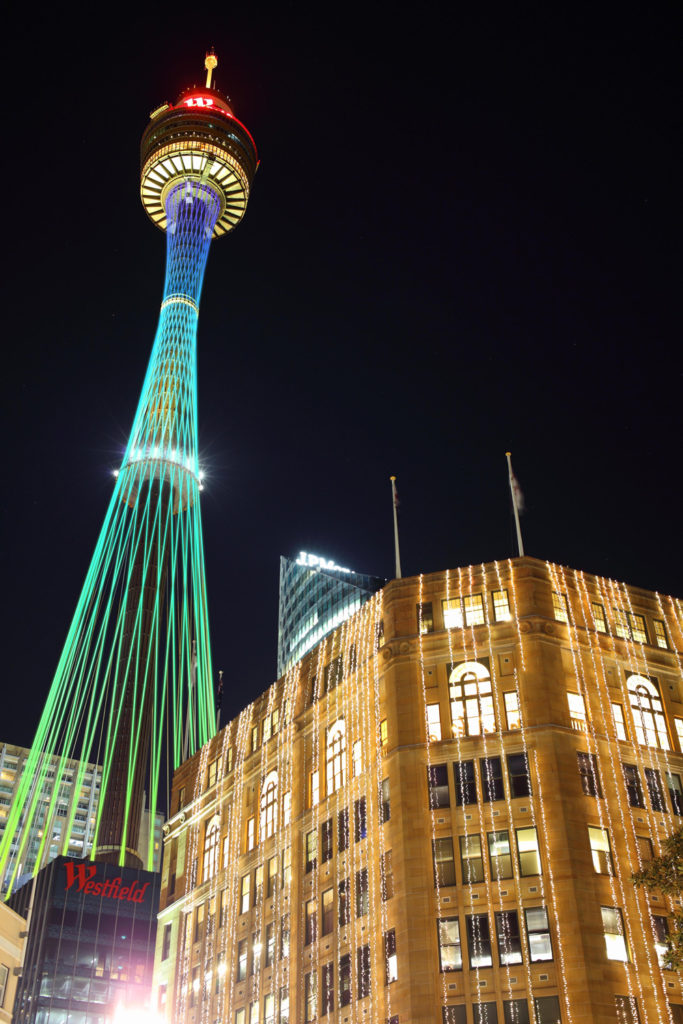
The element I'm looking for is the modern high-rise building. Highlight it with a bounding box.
[153,557,683,1024]
[277,551,385,677]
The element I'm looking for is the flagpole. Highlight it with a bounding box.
[390,475,402,579]
[505,452,525,557]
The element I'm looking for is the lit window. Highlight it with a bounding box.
[236,1011,246,1024]
[481,756,504,802]
[427,703,442,741]
[628,612,648,644]
[226,747,234,773]
[237,939,248,980]
[453,760,477,805]
[207,758,218,789]
[438,917,462,971]
[675,719,683,752]
[577,752,602,798]
[460,834,484,883]
[203,818,220,880]
[304,971,317,1023]
[615,995,641,1024]
[592,602,608,633]
[667,772,683,815]
[614,608,630,639]
[504,691,520,730]
[385,928,398,983]
[449,661,495,737]
[260,771,278,839]
[567,692,587,730]
[322,888,334,935]
[652,915,670,968]
[326,720,346,794]
[267,855,278,897]
[352,740,363,777]
[443,598,464,629]
[628,674,670,749]
[418,602,434,633]
[246,816,255,851]
[305,898,317,945]
[280,987,289,1024]
[588,826,613,874]
[309,770,320,808]
[526,906,552,961]
[283,790,291,826]
[380,719,388,748]
[517,827,541,876]
[623,763,645,807]
[428,764,450,809]
[280,914,290,959]
[240,873,251,914]
[507,751,532,797]
[488,830,513,881]
[433,837,456,887]
[602,906,629,961]
[463,594,485,625]
[653,619,669,650]
[492,589,512,622]
[645,767,668,813]
[442,595,485,628]
[263,714,272,743]
[552,592,569,623]
[251,724,259,753]
[612,703,627,741]
[254,864,264,903]
[305,830,317,873]
[264,994,275,1024]
[466,914,493,967]
[495,909,522,965]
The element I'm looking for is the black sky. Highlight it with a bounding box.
[1,6,680,738]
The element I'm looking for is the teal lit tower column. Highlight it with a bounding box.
[0,55,257,889]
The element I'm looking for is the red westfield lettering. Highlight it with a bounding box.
[64,861,150,903]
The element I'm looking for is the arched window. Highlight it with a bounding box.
[628,675,670,750]
[327,720,347,795]
[260,771,278,839]
[449,661,495,737]
[203,817,220,881]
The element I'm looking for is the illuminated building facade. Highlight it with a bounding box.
[277,552,384,676]
[154,557,683,1024]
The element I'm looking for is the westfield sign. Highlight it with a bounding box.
[64,861,151,903]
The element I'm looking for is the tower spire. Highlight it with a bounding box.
[205,49,217,88]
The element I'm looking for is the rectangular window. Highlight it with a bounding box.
[433,837,457,887]
[236,1011,246,1024]
[237,938,248,981]
[352,740,363,777]
[652,914,669,967]
[357,944,371,999]
[453,760,477,805]
[614,607,630,639]
[463,594,485,625]
[588,826,613,874]
[623,763,644,807]
[325,656,342,693]
[305,898,317,945]
[263,714,272,743]
[194,901,205,941]
[628,612,648,644]
[226,747,234,774]
[305,829,317,873]
[283,790,291,826]
[338,808,349,852]
[636,835,653,863]
[161,923,171,960]
[653,619,669,650]
[381,849,394,901]
[427,703,442,741]
[281,914,290,959]
[645,767,668,813]
[602,906,629,961]
[495,909,523,965]
[322,818,333,862]
[380,778,391,823]
[354,796,367,841]
[535,997,562,1023]
[507,752,532,797]
[309,770,320,808]
[615,996,641,1024]
[552,591,569,623]
[526,906,552,961]
[280,987,289,1024]
[380,718,388,747]
[481,756,504,801]
[612,703,627,741]
[474,1006,498,1024]
[355,867,369,917]
[443,1009,468,1024]
[443,598,464,629]
[419,602,434,633]
[249,1002,260,1024]
[246,816,255,851]
[438,917,462,971]
[267,855,278,898]
[567,692,587,730]
[460,834,484,883]
[428,764,450,808]
[675,719,683,752]
[668,772,683,815]
[503,1002,530,1024]
[492,589,512,622]
[466,913,493,967]
[577,751,602,797]
[251,723,259,752]
[264,994,275,1024]
[322,888,334,936]
[252,931,261,974]
[240,873,251,914]
[339,879,350,926]
[282,846,291,888]
[265,922,274,967]
[254,865,264,904]
[669,1007,683,1024]
[385,928,398,983]
[207,758,218,789]
[305,971,317,1023]
[339,954,351,1007]
[488,830,513,880]
[592,602,608,633]
[321,962,334,1015]
[504,691,521,730]
[517,827,541,876]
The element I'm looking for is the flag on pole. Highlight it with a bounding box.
[505,452,525,557]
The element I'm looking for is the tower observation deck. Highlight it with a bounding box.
[0,55,257,892]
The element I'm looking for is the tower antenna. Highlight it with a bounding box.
[205,49,218,88]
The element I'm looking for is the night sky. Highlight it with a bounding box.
[2,8,680,739]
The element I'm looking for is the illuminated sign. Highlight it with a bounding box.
[296,552,351,574]
[184,96,214,108]
[64,861,151,904]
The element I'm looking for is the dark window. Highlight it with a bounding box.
[466,914,493,967]
[535,996,562,1023]
[623,763,644,807]
[645,767,668,813]
[321,962,334,1015]
[667,773,683,815]
[577,752,602,797]
[338,808,350,852]
[339,879,350,926]
[381,850,394,901]
[616,996,640,1023]
[419,602,434,633]
[305,898,317,945]
[460,834,484,883]
[325,656,342,693]
[356,867,369,917]
[357,944,371,999]
[669,1006,683,1024]
[339,954,351,1007]
[453,760,477,805]
[474,1006,498,1024]
[433,837,457,886]
[354,797,367,841]
[443,1009,467,1024]
[161,923,171,960]
[380,778,391,823]
[507,752,532,797]
[428,764,450,808]
[481,756,504,801]
[322,818,333,862]
[495,910,522,965]
[503,1001,530,1024]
